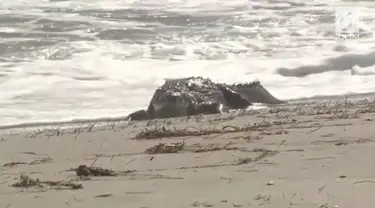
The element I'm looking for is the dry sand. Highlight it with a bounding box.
[1,98,375,208]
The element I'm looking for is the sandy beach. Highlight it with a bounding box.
[1,97,375,208]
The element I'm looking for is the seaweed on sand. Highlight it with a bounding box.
[12,174,83,190]
[75,165,134,177]
[134,124,272,140]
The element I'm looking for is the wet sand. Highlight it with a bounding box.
[1,98,375,208]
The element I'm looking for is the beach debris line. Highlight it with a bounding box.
[186,141,241,153]
[133,123,276,140]
[144,141,248,155]
[310,138,374,146]
[3,157,52,167]
[136,147,278,172]
[12,174,83,190]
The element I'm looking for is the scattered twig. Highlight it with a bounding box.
[220,176,232,184]
[137,148,278,172]
[310,138,374,146]
[89,159,98,168]
[305,157,335,161]
[353,180,375,185]
[284,149,304,152]
[186,141,243,153]
[95,194,113,198]
[3,158,52,167]
[305,126,321,134]
[318,185,325,193]
[87,123,96,132]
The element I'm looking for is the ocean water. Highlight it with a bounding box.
[1,0,375,127]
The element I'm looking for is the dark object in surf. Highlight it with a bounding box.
[128,76,285,120]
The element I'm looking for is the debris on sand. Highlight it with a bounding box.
[236,149,279,165]
[144,141,248,155]
[75,165,118,176]
[145,141,185,154]
[134,124,272,140]
[186,142,242,153]
[135,126,204,140]
[12,174,83,190]
[144,140,256,155]
[3,157,52,167]
[75,165,134,177]
[95,193,113,198]
[191,201,215,207]
[266,181,275,186]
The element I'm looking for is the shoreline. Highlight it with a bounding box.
[2,91,375,133]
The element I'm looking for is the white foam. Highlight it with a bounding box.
[2,40,375,126]
[1,0,375,127]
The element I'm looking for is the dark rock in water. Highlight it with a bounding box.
[230,82,285,105]
[128,77,285,120]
